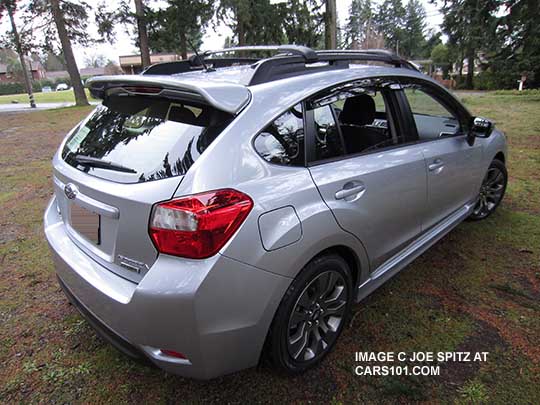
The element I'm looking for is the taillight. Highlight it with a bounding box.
[149,189,253,259]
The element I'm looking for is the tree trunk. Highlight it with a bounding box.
[237,18,245,47]
[50,0,88,106]
[134,0,151,68]
[325,0,337,49]
[7,4,35,108]
[179,31,187,60]
[466,47,475,89]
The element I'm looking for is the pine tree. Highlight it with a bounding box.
[373,0,405,53]
[146,0,214,59]
[401,0,426,58]
[343,0,374,49]
[436,0,498,88]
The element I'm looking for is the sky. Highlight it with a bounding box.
[1,0,444,68]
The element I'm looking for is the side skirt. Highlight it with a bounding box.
[356,202,474,302]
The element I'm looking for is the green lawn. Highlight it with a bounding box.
[0,93,539,403]
[0,89,92,105]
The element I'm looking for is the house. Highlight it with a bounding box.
[119,53,193,74]
[0,60,46,82]
[45,67,107,80]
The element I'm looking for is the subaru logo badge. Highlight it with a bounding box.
[64,183,78,200]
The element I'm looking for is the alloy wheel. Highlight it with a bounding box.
[287,270,348,362]
[472,166,506,219]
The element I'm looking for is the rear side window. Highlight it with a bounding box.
[62,96,233,183]
[253,104,305,166]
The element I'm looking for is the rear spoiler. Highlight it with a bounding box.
[86,75,251,115]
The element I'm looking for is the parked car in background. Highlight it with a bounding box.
[42,86,52,93]
[44,45,507,379]
[56,83,69,91]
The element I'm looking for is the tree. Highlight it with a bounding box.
[280,0,324,48]
[374,0,406,53]
[490,0,540,88]
[104,60,123,75]
[84,52,107,68]
[48,0,88,106]
[324,0,337,49]
[435,0,498,88]
[218,0,285,47]
[147,0,213,59]
[133,0,151,67]
[343,0,374,49]
[43,51,66,71]
[401,0,426,58]
[0,0,36,108]
[431,43,450,78]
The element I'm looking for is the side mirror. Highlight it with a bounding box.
[467,117,494,146]
[470,117,494,137]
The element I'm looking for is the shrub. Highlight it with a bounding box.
[0,81,42,96]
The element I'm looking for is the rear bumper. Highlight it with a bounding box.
[44,197,291,379]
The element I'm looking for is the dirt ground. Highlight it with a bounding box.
[1,92,539,403]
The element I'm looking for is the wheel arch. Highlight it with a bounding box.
[494,151,505,163]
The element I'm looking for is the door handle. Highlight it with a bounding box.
[335,183,365,200]
[428,159,444,172]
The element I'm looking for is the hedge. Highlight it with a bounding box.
[0,76,83,96]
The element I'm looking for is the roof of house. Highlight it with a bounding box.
[46,67,106,79]
[0,59,43,74]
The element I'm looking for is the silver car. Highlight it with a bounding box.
[44,46,507,379]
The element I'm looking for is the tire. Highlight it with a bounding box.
[468,159,507,221]
[266,254,353,374]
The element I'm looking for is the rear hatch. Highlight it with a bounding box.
[52,85,241,283]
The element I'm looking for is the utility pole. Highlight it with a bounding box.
[325,0,337,49]
[6,2,35,108]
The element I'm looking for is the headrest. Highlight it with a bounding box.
[340,94,376,126]
[168,105,197,125]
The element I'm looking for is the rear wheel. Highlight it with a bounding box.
[468,159,507,221]
[267,254,353,374]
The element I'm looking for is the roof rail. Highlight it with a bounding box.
[142,57,259,76]
[142,45,420,84]
[203,45,319,63]
[248,48,419,85]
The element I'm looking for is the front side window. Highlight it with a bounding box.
[62,96,232,183]
[403,87,461,141]
[253,104,305,166]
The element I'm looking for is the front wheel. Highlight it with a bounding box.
[266,254,353,374]
[468,159,507,221]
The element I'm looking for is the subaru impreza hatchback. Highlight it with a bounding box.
[44,46,507,379]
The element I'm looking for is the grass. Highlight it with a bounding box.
[0,93,539,403]
[0,89,92,105]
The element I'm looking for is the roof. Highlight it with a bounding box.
[142,46,419,86]
[46,67,106,79]
[87,47,432,115]
[0,60,43,74]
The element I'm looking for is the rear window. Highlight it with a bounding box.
[61,96,233,183]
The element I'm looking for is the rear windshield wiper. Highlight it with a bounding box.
[73,155,137,174]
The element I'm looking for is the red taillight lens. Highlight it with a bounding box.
[160,349,187,359]
[149,189,253,259]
